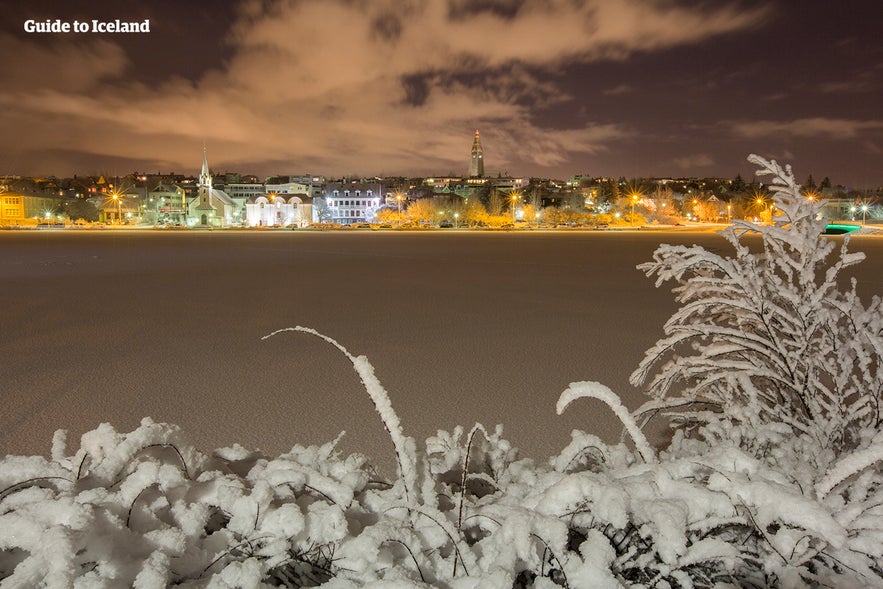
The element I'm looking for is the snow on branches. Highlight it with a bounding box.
[631,155,882,471]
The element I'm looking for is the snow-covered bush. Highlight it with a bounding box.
[630,155,882,476]
[1,156,881,587]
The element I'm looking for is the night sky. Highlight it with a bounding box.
[1,0,881,186]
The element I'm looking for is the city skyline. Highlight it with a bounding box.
[1,0,882,186]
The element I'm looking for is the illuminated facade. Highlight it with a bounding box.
[245,194,312,227]
[319,182,382,225]
[189,146,241,227]
[0,192,66,224]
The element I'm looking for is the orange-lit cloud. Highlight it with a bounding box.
[730,118,883,140]
[0,0,771,176]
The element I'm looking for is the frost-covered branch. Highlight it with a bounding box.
[263,326,418,503]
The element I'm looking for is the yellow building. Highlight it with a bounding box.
[0,192,64,225]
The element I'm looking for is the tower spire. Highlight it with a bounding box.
[199,143,212,191]
[469,130,484,178]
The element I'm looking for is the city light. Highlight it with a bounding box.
[111,192,122,224]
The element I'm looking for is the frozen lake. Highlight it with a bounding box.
[2,229,882,475]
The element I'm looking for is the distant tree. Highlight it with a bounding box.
[541,206,561,225]
[731,174,746,193]
[486,188,503,216]
[375,208,404,225]
[622,212,648,226]
[472,184,491,207]
[557,208,583,225]
[527,183,544,213]
[820,176,832,190]
[463,198,487,226]
[57,198,98,222]
[521,203,538,224]
[599,179,619,204]
[805,174,817,191]
[566,190,586,211]
[313,198,333,223]
[406,198,437,224]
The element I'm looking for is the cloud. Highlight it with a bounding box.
[0,33,128,92]
[603,84,634,96]
[0,0,771,176]
[673,154,715,169]
[729,118,883,140]
[818,79,874,94]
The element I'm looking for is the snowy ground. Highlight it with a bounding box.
[2,229,882,475]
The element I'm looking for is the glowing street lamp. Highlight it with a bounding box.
[860,203,869,225]
[631,193,639,217]
[396,192,403,214]
[454,212,459,228]
[111,192,122,224]
[510,191,520,223]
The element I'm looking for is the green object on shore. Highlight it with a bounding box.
[823,223,861,235]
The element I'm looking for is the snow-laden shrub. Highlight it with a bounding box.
[630,155,882,481]
[1,156,881,587]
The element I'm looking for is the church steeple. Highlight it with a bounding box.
[199,143,212,191]
[469,130,484,178]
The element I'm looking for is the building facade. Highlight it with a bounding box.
[225,183,265,201]
[245,195,312,227]
[0,192,65,224]
[319,182,382,225]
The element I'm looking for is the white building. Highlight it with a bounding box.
[319,182,382,225]
[188,147,242,227]
[289,175,326,199]
[225,183,265,200]
[245,194,312,227]
[265,176,311,196]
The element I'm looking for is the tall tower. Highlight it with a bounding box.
[198,143,212,191]
[469,130,484,178]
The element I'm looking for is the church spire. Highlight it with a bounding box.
[199,143,212,191]
[469,130,484,178]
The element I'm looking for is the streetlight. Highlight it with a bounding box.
[454,212,459,228]
[111,192,122,224]
[631,193,639,217]
[860,203,869,225]
[396,192,403,214]
[510,191,520,223]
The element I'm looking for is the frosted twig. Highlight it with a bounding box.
[557,381,657,464]
[263,326,417,503]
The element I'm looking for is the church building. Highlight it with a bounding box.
[188,147,240,227]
